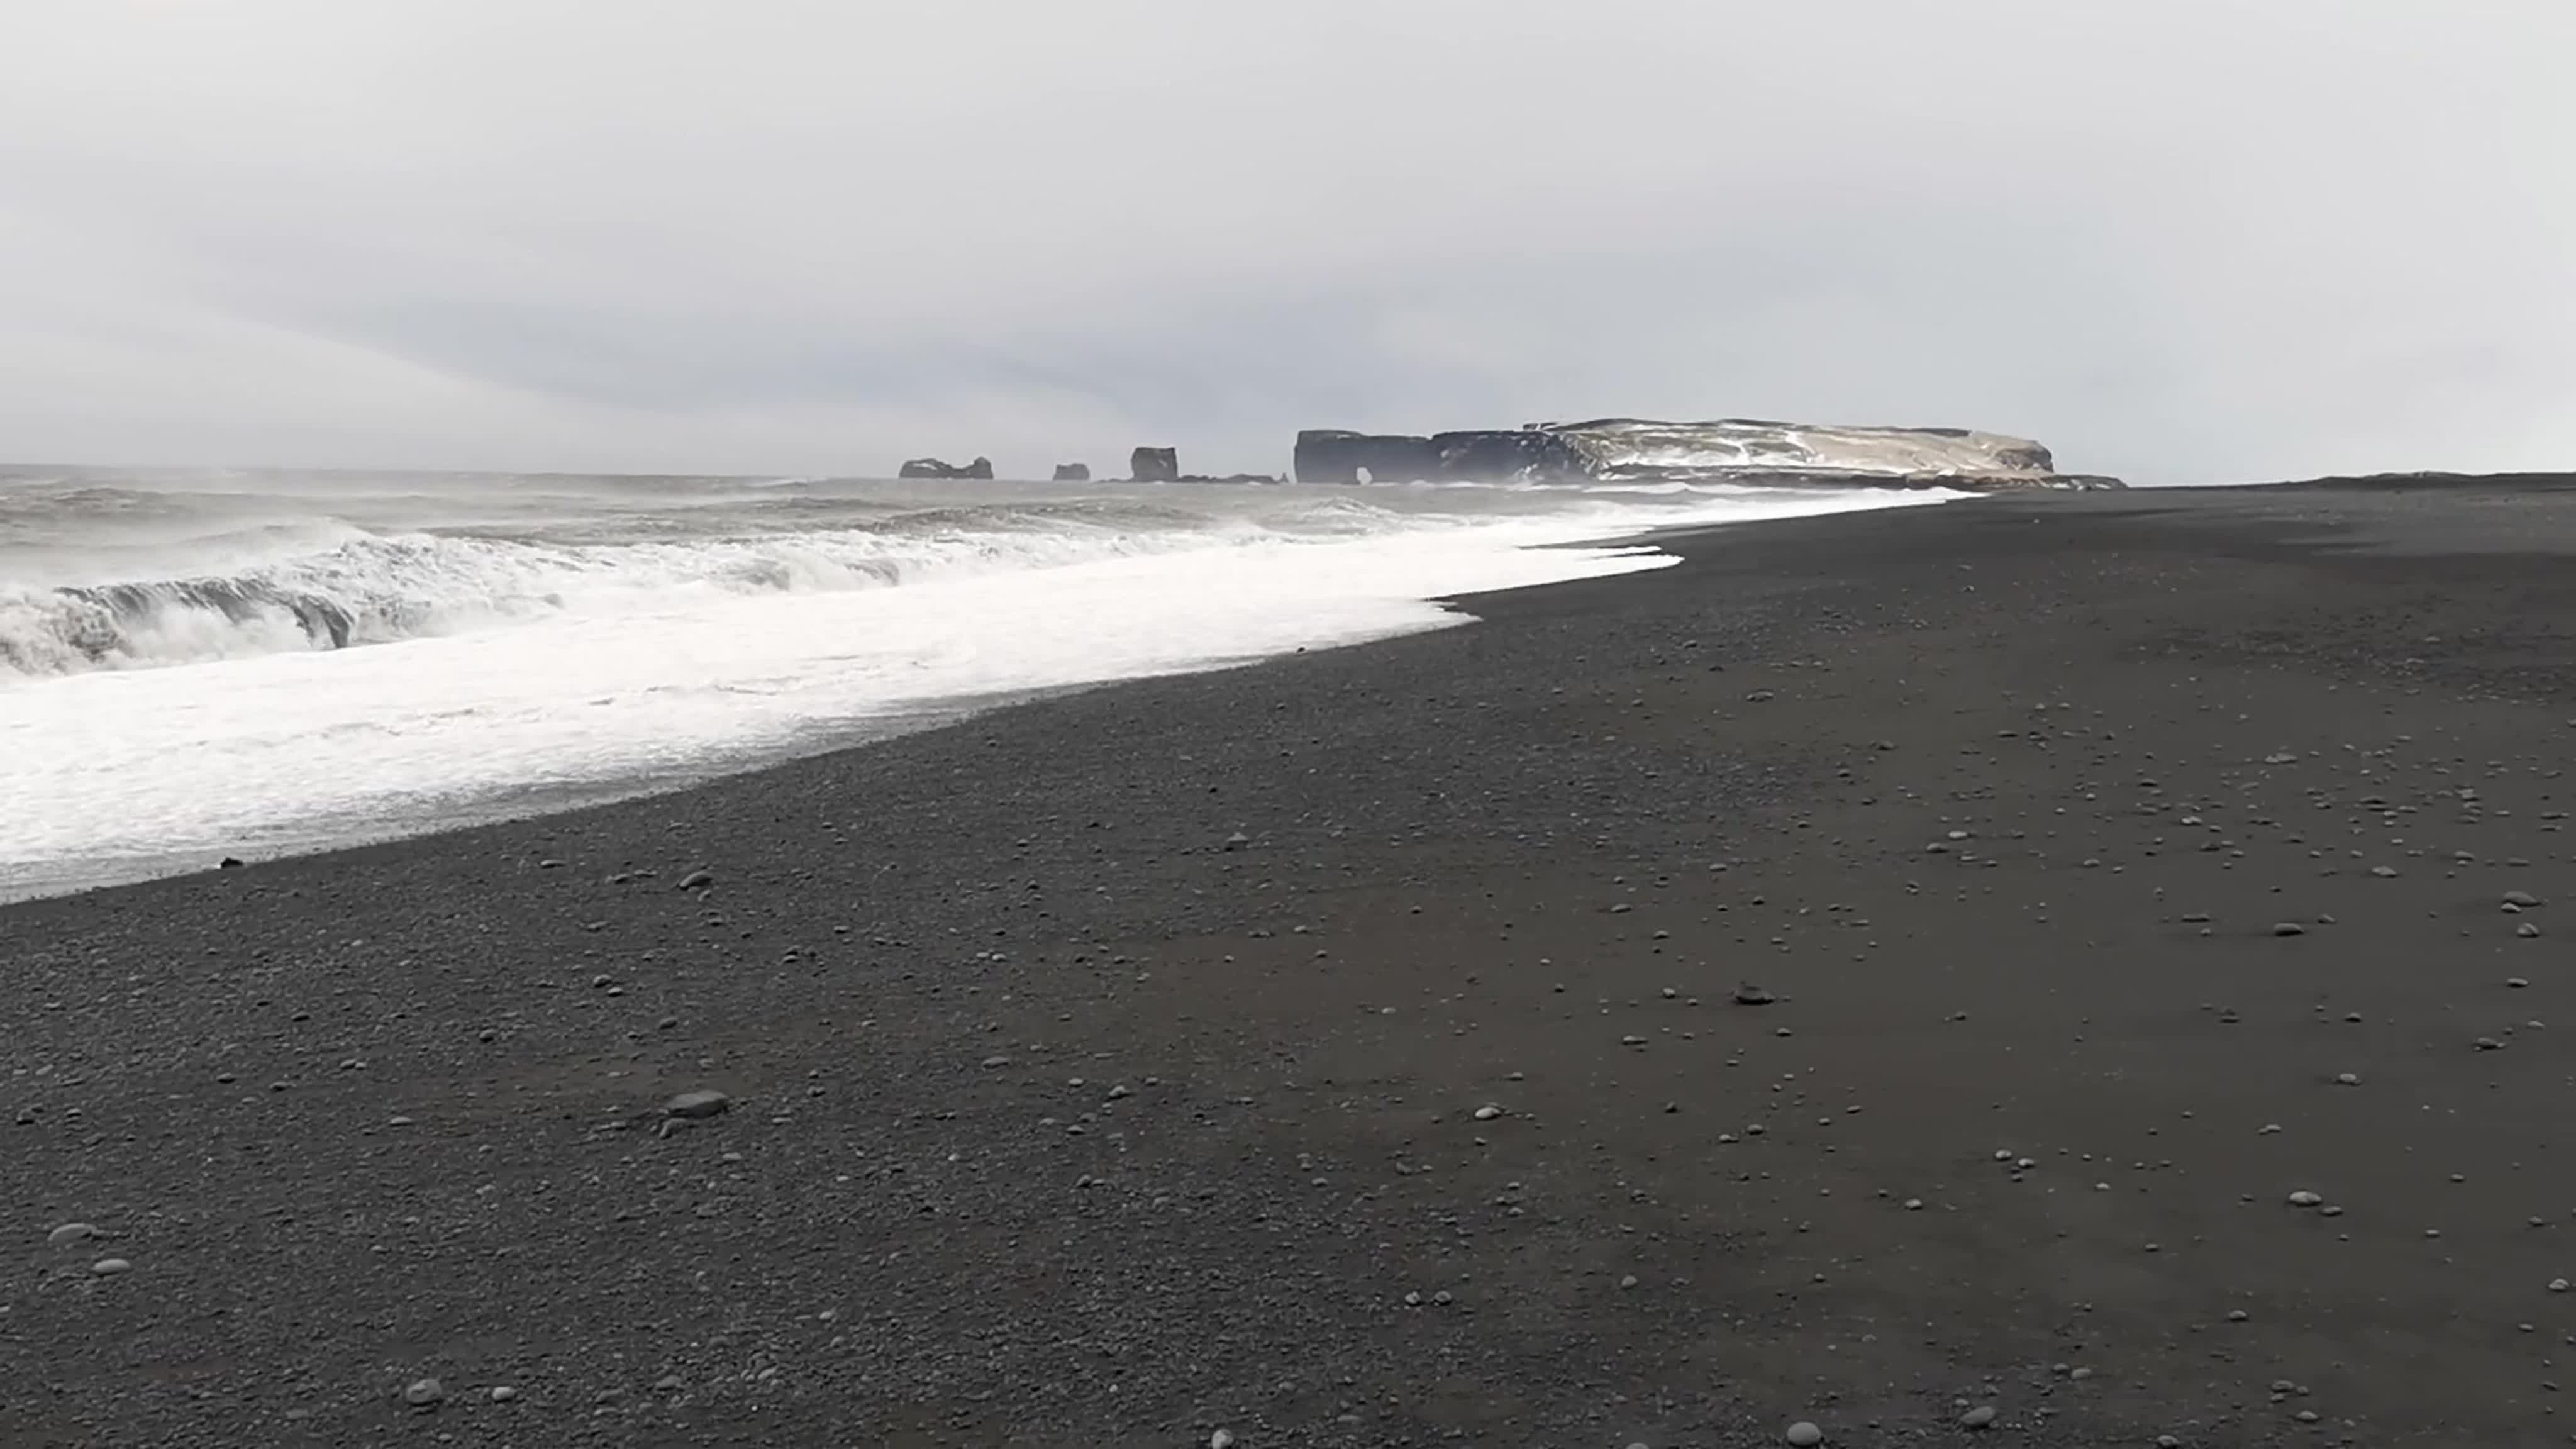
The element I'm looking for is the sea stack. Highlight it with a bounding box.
[1130,447,1179,483]
[1051,462,1091,482]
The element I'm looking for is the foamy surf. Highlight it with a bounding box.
[0,468,1953,896]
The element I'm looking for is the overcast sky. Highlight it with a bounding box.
[2,2,2568,484]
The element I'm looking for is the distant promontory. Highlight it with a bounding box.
[1293,419,2123,490]
[896,417,2123,488]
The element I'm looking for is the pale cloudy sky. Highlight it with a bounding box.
[1,1,2568,484]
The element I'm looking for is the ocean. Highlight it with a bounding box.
[0,465,1948,899]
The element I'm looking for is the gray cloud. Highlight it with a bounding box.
[3,0,2570,483]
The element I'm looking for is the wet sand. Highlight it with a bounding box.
[6,475,2575,1448]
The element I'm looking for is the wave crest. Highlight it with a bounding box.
[1,506,1252,677]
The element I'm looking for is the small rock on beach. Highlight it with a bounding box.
[663,1089,733,1119]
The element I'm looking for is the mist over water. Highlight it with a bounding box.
[1,466,1950,897]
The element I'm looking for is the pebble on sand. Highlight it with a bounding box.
[1961,1404,1999,1428]
[1472,1105,1502,1121]
[2271,922,2307,937]
[90,1258,131,1276]
[1209,1430,1236,1449]
[45,1222,104,1247]
[676,869,714,890]
[1785,1422,1824,1446]
[489,1386,519,1402]
[662,1089,733,1119]
[2287,1191,2323,1208]
[402,1377,445,1408]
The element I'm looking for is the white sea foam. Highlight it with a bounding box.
[0,471,1950,896]
[0,508,1284,675]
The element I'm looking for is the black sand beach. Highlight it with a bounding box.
[8,476,2576,1448]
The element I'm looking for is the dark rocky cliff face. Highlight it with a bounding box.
[1431,430,1586,482]
[1130,447,1180,483]
[1051,463,1091,482]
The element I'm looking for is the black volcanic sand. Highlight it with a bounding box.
[7,477,2576,1449]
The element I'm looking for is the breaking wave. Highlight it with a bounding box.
[0,501,1318,677]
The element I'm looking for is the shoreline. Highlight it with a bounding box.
[0,677,1126,906]
[0,487,1918,906]
[8,474,2576,1446]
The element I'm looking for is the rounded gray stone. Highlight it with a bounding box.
[663,1089,732,1119]
[1785,1422,1824,1446]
